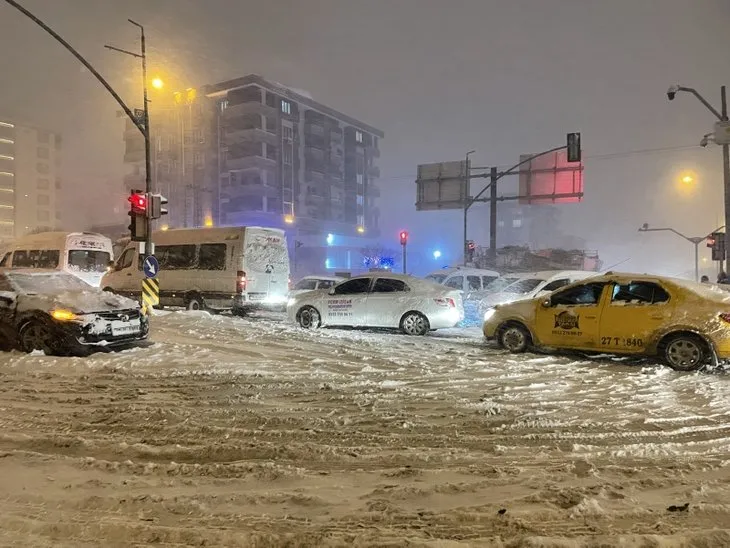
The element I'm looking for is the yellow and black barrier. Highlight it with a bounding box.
[142,277,160,313]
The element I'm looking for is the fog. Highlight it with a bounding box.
[1,0,728,277]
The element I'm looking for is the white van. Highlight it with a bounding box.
[101,226,290,313]
[0,231,114,287]
[425,267,501,300]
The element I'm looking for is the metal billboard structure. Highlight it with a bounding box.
[518,150,584,205]
[415,161,469,211]
[414,134,584,265]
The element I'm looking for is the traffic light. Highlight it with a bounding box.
[711,232,726,262]
[466,240,476,262]
[150,193,168,220]
[128,189,148,242]
[567,132,581,163]
[399,231,409,246]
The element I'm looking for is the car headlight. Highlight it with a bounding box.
[50,309,78,322]
[483,308,497,322]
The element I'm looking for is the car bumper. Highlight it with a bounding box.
[62,312,149,348]
[429,307,463,329]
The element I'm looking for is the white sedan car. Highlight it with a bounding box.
[286,273,464,335]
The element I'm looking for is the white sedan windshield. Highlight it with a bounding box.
[503,278,544,295]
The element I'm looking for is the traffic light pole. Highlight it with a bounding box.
[402,242,407,274]
[638,225,725,281]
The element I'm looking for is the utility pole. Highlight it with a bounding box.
[489,166,497,261]
[722,86,730,276]
[462,150,475,265]
[105,20,153,257]
[667,84,730,274]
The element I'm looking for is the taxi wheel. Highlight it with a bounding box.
[297,306,321,329]
[498,323,531,353]
[400,312,430,336]
[662,334,706,372]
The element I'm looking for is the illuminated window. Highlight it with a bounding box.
[355,130,363,143]
[281,100,291,115]
[512,218,522,228]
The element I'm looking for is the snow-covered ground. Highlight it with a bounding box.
[1,311,730,546]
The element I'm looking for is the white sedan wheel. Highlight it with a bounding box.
[298,306,321,329]
[400,312,430,336]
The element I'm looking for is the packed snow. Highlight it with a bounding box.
[1,310,730,546]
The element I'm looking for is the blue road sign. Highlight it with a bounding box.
[143,255,159,279]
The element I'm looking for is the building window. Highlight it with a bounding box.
[193,151,204,168]
[37,131,50,144]
[37,163,49,174]
[356,195,364,205]
[37,147,49,159]
[373,136,378,148]
[282,126,293,142]
[37,194,49,206]
[193,128,204,144]
[512,218,523,228]
[38,210,50,222]
[356,173,364,185]
[38,178,49,190]
[281,100,292,115]
[219,99,228,112]
[282,146,293,165]
[357,214,364,226]
[355,130,363,143]
[55,178,61,189]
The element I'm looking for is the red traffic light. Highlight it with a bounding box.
[707,237,716,248]
[467,240,476,250]
[128,192,147,212]
[399,231,409,245]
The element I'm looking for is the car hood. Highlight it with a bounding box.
[18,290,139,314]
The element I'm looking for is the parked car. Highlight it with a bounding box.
[478,270,597,317]
[289,275,344,298]
[483,272,730,371]
[0,269,148,356]
[287,273,464,335]
[425,267,500,300]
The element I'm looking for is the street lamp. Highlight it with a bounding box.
[667,83,730,274]
[356,225,365,234]
[681,174,694,185]
[638,222,724,281]
[151,77,164,89]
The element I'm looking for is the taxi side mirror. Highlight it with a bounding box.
[541,298,551,308]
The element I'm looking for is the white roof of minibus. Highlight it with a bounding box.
[8,231,111,249]
[150,226,286,245]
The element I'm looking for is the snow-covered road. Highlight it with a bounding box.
[1,311,730,546]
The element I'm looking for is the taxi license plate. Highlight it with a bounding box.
[111,320,140,336]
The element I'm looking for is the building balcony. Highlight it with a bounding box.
[367,145,380,158]
[304,133,326,149]
[225,155,276,171]
[225,127,278,146]
[223,101,277,118]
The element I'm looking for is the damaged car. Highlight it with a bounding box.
[0,269,148,356]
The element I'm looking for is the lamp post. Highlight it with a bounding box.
[667,84,729,274]
[638,223,725,281]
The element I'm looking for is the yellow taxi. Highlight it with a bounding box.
[482,272,730,371]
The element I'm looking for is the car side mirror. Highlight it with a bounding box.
[328,288,336,295]
[0,291,14,305]
[541,298,551,308]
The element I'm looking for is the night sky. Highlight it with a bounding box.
[1,0,728,275]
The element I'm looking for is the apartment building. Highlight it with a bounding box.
[122,75,383,240]
[0,118,61,239]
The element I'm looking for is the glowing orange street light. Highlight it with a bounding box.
[284,214,295,224]
[151,77,164,90]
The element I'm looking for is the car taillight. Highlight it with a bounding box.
[720,313,730,324]
[434,297,456,308]
[237,270,247,293]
